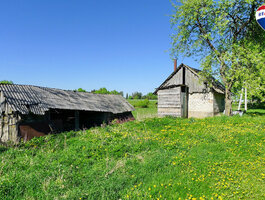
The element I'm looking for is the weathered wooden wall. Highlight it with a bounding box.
[185,68,208,93]
[0,94,21,143]
[157,87,181,117]
[161,67,208,93]
[156,65,225,118]
[164,68,183,87]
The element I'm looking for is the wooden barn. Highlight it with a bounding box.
[154,62,225,118]
[0,84,134,143]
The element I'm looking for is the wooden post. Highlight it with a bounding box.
[75,111,79,131]
[238,88,243,110]
[244,87,247,111]
[0,91,5,113]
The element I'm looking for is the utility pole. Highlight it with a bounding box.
[244,87,247,111]
[238,88,244,110]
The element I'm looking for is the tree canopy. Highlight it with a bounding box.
[142,92,158,100]
[171,0,265,115]
[91,88,123,96]
[76,88,87,92]
[0,80,13,84]
[74,87,124,96]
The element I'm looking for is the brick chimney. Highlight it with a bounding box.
[174,59,177,72]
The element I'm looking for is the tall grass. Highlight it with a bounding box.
[129,100,157,120]
[0,112,264,199]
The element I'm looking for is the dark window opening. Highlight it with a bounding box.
[181,86,186,93]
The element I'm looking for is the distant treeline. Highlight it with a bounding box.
[75,87,123,96]
[126,92,157,100]
[0,80,13,84]
[75,87,157,100]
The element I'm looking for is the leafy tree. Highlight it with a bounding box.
[131,92,142,99]
[110,90,122,96]
[171,0,265,115]
[142,92,158,100]
[77,88,87,92]
[0,80,13,84]
[230,43,265,103]
[93,87,109,94]
[91,87,123,96]
[130,99,150,108]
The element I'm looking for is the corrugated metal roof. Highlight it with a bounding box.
[0,84,134,115]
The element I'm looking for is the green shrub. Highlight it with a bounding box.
[0,80,13,84]
[91,87,123,96]
[142,92,157,100]
[131,99,149,108]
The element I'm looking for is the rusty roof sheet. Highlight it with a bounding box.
[0,84,134,115]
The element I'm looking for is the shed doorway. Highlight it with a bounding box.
[181,86,189,118]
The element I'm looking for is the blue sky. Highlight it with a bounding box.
[0,0,198,95]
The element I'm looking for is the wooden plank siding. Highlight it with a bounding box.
[155,63,225,118]
[158,88,181,117]
[0,103,21,143]
[157,66,207,94]
[185,68,207,93]
[164,67,183,87]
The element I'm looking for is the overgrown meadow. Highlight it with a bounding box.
[128,99,157,120]
[0,107,264,199]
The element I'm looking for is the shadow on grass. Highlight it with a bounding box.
[246,112,265,116]
[245,109,265,116]
[0,145,8,154]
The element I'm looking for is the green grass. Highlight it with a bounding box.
[128,99,157,120]
[129,100,261,120]
[0,111,265,199]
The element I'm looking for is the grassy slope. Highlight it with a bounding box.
[0,110,265,199]
[128,100,157,120]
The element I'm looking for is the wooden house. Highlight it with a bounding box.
[0,84,134,143]
[154,62,225,118]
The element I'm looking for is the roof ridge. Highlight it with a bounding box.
[154,63,225,94]
[0,84,134,115]
[0,83,123,97]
